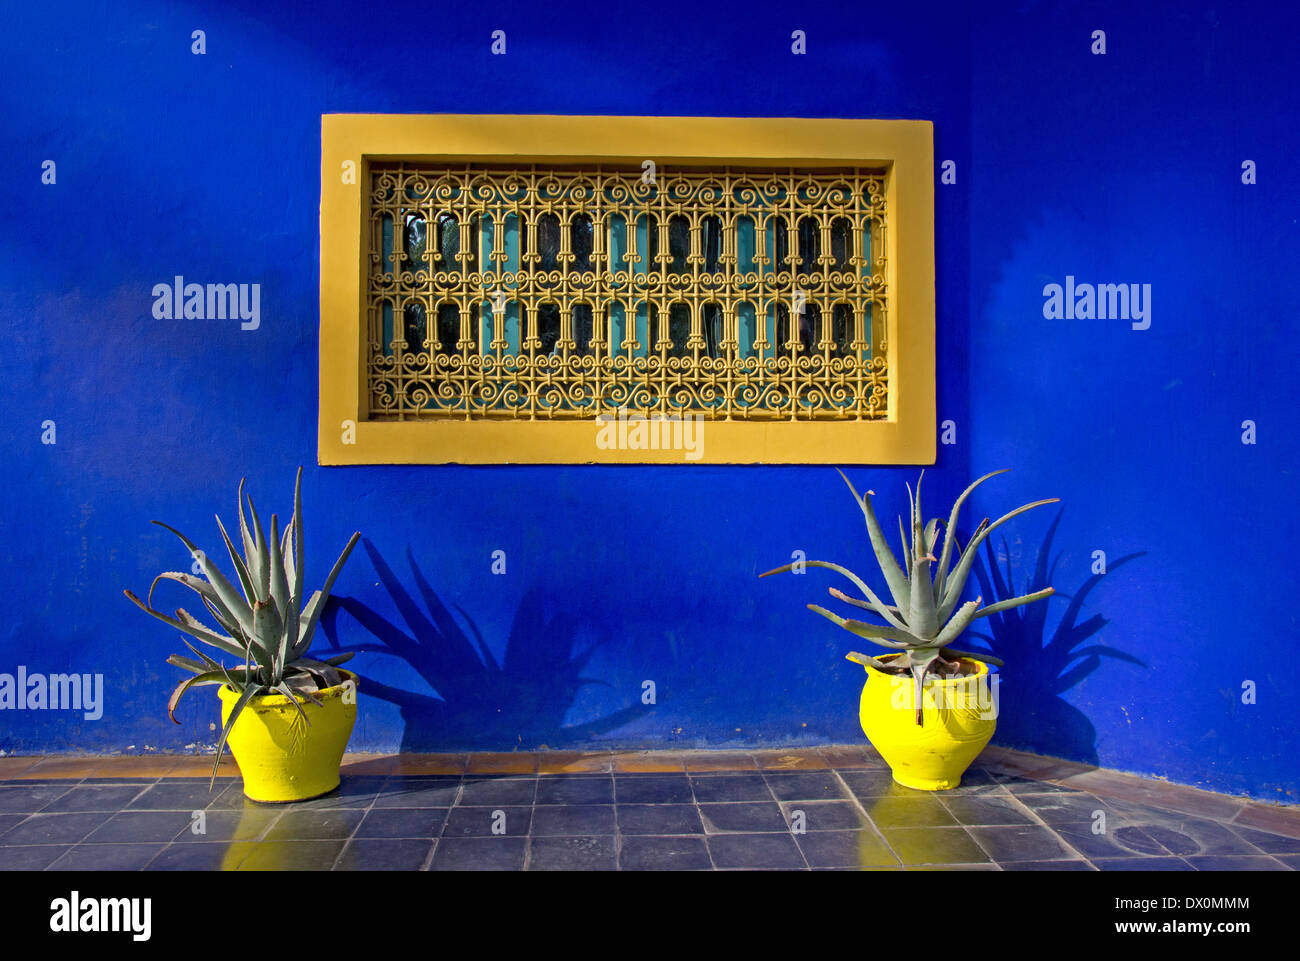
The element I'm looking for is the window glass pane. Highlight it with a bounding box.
[537,303,561,355]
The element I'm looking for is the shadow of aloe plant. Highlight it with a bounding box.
[960,510,1147,765]
[317,539,647,751]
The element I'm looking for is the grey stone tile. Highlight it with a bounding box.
[1185,855,1291,871]
[171,808,279,843]
[1232,827,1300,855]
[261,808,365,841]
[354,807,448,839]
[145,842,244,871]
[689,774,774,803]
[613,775,693,804]
[619,835,711,871]
[48,843,166,871]
[371,777,461,808]
[707,832,806,869]
[527,836,616,871]
[39,784,145,813]
[881,826,991,865]
[335,838,433,870]
[83,811,193,844]
[941,795,1036,826]
[530,804,615,837]
[796,829,899,868]
[431,837,526,870]
[967,825,1080,862]
[1092,857,1195,871]
[780,800,870,832]
[0,812,112,846]
[223,840,348,871]
[699,801,789,834]
[127,781,228,811]
[442,805,530,838]
[0,844,71,870]
[864,795,960,829]
[764,772,850,801]
[534,775,613,805]
[457,777,537,807]
[0,784,74,814]
[999,859,1096,871]
[617,804,703,836]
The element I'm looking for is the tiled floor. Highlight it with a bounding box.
[0,747,1296,870]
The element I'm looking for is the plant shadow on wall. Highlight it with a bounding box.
[964,510,1147,765]
[318,540,647,751]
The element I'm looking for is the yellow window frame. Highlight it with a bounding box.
[319,113,935,465]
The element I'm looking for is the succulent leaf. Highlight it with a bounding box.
[974,587,1055,619]
[933,469,1008,603]
[836,469,910,610]
[807,604,915,649]
[845,650,897,672]
[939,499,1060,620]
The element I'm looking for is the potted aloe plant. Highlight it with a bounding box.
[761,469,1058,790]
[125,468,361,802]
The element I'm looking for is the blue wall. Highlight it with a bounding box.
[1,1,1295,804]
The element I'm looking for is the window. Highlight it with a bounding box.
[320,115,935,464]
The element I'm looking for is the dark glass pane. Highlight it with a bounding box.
[403,214,426,273]
[773,218,789,272]
[436,304,459,354]
[831,304,854,358]
[571,215,594,273]
[776,303,812,353]
[403,301,426,350]
[703,216,722,273]
[668,303,691,358]
[646,215,660,270]
[538,214,561,272]
[436,214,459,272]
[537,303,561,355]
[797,217,819,275]
[801,303,818,352]
[572,304,594,357]
[465,214,479,274]
[703,303,723,358]
[830,218,852,272]
[668,216,689,274]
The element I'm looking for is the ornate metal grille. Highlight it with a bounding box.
[366,163,889,420]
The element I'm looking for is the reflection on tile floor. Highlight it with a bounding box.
[0,750,1296,870]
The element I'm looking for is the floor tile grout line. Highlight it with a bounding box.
[327,776,385,871]
[1001,788,1109,864]
[829,768,904,869]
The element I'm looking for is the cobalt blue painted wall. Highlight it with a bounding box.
[1,1,1296,803]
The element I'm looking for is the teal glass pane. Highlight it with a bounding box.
[636,302,651,357]
[609,302,626,357]
[505,213,522,281]
[736,215,756,284]
[737,302,756,359]
[608,214,627,282]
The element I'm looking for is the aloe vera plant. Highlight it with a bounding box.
[760,470,1058,726]
[124,468,360,783]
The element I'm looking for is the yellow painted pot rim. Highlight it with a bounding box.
[216,668,359,709]
[860,654,989,685]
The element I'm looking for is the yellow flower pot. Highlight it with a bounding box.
[218,670,358,803]
[857,655,996,791]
